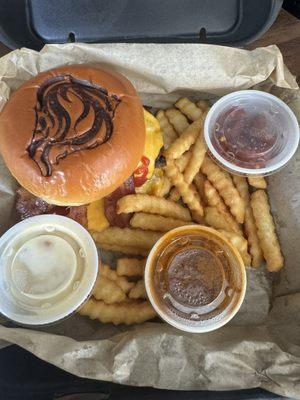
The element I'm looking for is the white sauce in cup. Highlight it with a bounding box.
[0,215,98,325]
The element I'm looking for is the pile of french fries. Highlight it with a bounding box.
[79,259,156,325]
[81,97,284,326]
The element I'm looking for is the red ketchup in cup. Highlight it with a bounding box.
[204,91,299,176]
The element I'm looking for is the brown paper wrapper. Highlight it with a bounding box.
[0,43,299,399]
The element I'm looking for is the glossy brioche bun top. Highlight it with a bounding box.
[0,64,145,205]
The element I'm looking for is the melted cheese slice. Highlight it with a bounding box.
[135,110,164,194]
[143,109,164,179]
[87,198,109,233]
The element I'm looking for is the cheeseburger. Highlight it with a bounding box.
[0,65,164,227]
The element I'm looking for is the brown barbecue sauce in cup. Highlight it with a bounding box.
[145,226,246,333]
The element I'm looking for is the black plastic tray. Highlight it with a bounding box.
[0,0,282,49]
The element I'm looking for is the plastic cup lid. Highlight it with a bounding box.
[204,90,300,176]
[0,215,98,326]
[145,225,247,333]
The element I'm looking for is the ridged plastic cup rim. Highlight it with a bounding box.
[145,225,247,333]
[0,215,99,326]
[204,90,300,176]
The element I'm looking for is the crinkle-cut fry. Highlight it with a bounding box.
[117,194,191,222]
[164,161,204,222]
[129,280,147,300]
[251,190,284,271]
[169,181,199,203]
[153,174,172,198]
[204,180,242,235]
[164,118,203,160]
[183,127,206,184]
[196,100,210,111]
[175,97,203,121]
[248,176,267,189]
[93,276,126,303]
[93,227,162,250]
[161,176,173,197]
[97,243,148,257]
[156,110,178,148]
[244,207,264,268]
[204,180,227,212]
[169,128,206,202]
[79,298,156,325]
[190,210,205,224]
[204,207,240,234]
[175,151,191,171]
[168,187,181,202]
[168,149,194,201]
[116,258,145,277]
[100,264,134,293]
[232,176,250,202]
[130,212,193,232]
[165,108,189,134]
[193,172,206,202]
[218,230,251,266]
[201,156,245,223]
[232,176,263,267]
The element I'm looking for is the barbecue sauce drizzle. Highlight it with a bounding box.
[27,74,121,176]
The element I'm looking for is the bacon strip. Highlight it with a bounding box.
[15,187,87,227]
[15,188,55,220]
[104,176,135,228]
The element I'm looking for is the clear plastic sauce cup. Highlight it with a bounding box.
[0,215,98,326]
[145,226,246,333]
[204,90,300,176]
